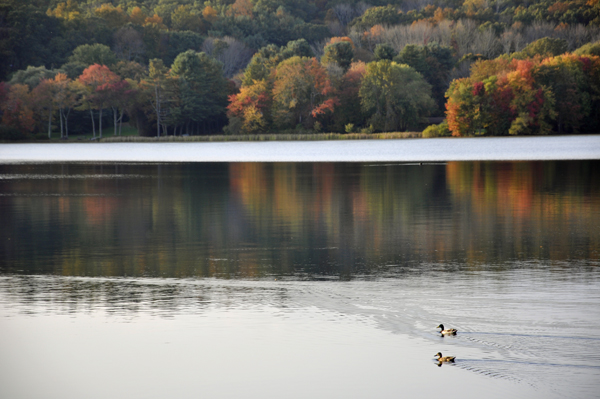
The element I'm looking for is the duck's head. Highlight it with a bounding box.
[437,324,444,330]
[434,352,442,358]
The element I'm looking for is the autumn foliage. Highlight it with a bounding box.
[228,56,341,133]
[1,84,35,134]
[446,54,600,136]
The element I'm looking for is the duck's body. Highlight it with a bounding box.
[434,352,456,362]
[437,324,457,335]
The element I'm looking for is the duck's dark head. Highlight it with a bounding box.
[437,324,444,330]
[435,352,442,358]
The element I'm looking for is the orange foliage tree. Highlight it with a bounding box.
[452,59,556,136]
[202,5,218,23]
[78,64,121,139]
[327,36,355,49]
[129,7,147,25]
[229,0,254,18]
[272,57,339,130]
[1,84,35,134]
[227,79,272,134]
[443,55,600,136]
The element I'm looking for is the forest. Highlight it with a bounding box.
[0,0,599,140]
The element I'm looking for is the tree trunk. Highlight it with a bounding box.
[113,107,118,136]
[99,108,103,139]
[90,108,96,139]
[48,107,53,139]
[155,85,161,137]
[119,109,124,136]
[65,109,70,138]
[59,108,64,138]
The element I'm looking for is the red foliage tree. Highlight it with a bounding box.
[1,84,35,134]
[78,64,121,138]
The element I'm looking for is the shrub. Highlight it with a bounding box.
[0,125,27,141]
[360,125,374,133]
[223,116,243,135]
[422,121,450,138]
[34,133,50,140]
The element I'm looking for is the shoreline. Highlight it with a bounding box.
[1,135,599,163]
[2,131,423,144]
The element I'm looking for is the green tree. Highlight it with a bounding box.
[350,5,402,31]
[161,31,205,67]
[359,60,434,131]
[321,41,354,71]
[171,5,204,32]
[574,41,600,57]
[0,1,64,81]
[170,50,228,135]
[395,43,455,114]
[242,39,313,86]
[373,44,397,61]
[518,38,568,58]
[143,59,170,137]
[9,66,58,88]
[536,54,599,133]
[69,44,117,68]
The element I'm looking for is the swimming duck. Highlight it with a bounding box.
[437,324,457,335]
[434,352,456,362]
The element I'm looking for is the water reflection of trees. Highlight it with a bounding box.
[0,161,598,278]
[0,276,290,315]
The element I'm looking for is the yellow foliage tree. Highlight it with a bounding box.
[203,5,218,23]
[129,7,147,25]
[144,14,167,29]
[95,4,128,28]
[47,0,81,21]
[229,0,254,17]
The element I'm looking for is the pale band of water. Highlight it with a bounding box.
[1,135,600,163]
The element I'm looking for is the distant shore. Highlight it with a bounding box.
[1,131,422,144]
[99,131,423,142]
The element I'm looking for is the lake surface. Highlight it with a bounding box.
[1,134,600,162]
[1,159,599,398]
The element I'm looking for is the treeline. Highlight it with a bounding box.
[1,0,600,139]
[0,48,228,139]
[445,50,600,136]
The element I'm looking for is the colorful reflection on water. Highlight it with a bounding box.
[1,161,599,399]
[0,161,598,278]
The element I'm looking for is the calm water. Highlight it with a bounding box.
[1,135,600,163]
[1,161,599,398]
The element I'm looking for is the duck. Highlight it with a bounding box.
[437,324,457,335]
[434,352,456,362]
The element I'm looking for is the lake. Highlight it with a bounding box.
[1,141,600,398]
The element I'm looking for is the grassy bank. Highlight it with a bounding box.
[100,131,422,142]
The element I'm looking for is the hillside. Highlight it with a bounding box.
[1,0,599,140]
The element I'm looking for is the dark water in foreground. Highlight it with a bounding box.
[1,161,599,399]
